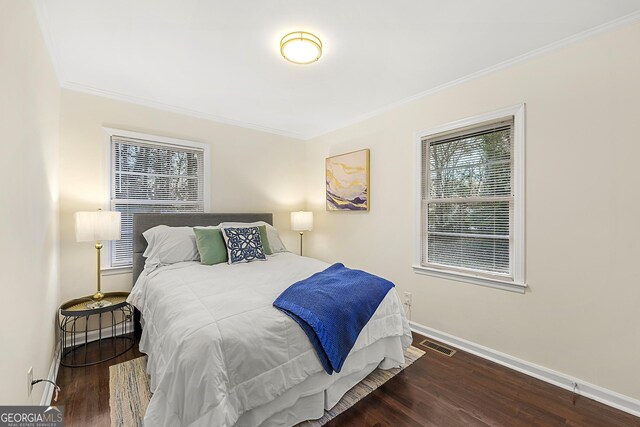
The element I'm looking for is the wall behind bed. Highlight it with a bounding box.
[58,90,306,301]
[303,22,640,403]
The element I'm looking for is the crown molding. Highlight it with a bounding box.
[32,0,640,141]
[60,81,307,140]
[306,10,640,140]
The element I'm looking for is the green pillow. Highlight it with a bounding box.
[193,228,228,265]
[257,225,272,255]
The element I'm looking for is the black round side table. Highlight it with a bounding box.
[59,291,135,367]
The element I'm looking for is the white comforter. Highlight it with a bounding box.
[128,253,411,426]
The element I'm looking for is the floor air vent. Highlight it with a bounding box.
[419,339,457,357]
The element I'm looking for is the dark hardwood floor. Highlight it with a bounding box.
[55,332,640,426]
[55,332,144,427]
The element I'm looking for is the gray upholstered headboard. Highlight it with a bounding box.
[132,213,273,284]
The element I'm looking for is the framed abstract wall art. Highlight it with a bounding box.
[326,149,370,211]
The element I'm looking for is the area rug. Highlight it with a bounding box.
[109,346,425,427]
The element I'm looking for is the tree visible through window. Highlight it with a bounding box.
[108,132,206,268]
[418,111,524,287]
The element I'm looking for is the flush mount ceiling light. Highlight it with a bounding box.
[280,31,322,64]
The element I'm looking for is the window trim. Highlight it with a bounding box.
[101,127,211,272]
[413,104,526,293]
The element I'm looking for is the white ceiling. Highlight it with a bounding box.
[34,1,640,139]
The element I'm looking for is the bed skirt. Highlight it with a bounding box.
[233,335,406,427]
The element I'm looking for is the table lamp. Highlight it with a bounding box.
[75,209,121,308]
[291,211,313,256]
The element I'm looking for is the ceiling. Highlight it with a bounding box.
[34,1,640,139]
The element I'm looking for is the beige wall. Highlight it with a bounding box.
[0,0,61,404]
[58,90,306,301]
[304,22,640,400]
[4,0,638,408]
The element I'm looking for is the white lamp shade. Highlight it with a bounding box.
[75,211,121,242]
[291,211,313,231]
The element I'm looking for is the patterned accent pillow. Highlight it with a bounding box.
[221,226,267,264]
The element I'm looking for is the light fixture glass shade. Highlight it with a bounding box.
[280,31,322,64]
[291,211,313,231]
[75,210,121,242]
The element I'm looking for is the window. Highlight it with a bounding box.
[104,128,209,269]
[414,105,525,292]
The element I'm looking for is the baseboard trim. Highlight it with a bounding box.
[42,321,134,405]
[409,321,640,418]
[40,341,61,406]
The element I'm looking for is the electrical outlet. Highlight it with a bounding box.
[403,292,412,307]
[27,367,33,396]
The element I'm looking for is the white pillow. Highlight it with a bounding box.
[142,225,201,271]
[218,221,288,253]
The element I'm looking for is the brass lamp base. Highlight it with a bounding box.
[299,231,304,256]
[86,242,113,309]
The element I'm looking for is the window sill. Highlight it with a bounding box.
[412,265,526,294]
[101,266,133,276]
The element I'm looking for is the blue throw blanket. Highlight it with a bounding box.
[273,263,394,374]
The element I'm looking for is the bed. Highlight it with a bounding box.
[127,213,412,427]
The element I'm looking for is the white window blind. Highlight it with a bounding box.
[421,118,514,280]
[109,134,205,267]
